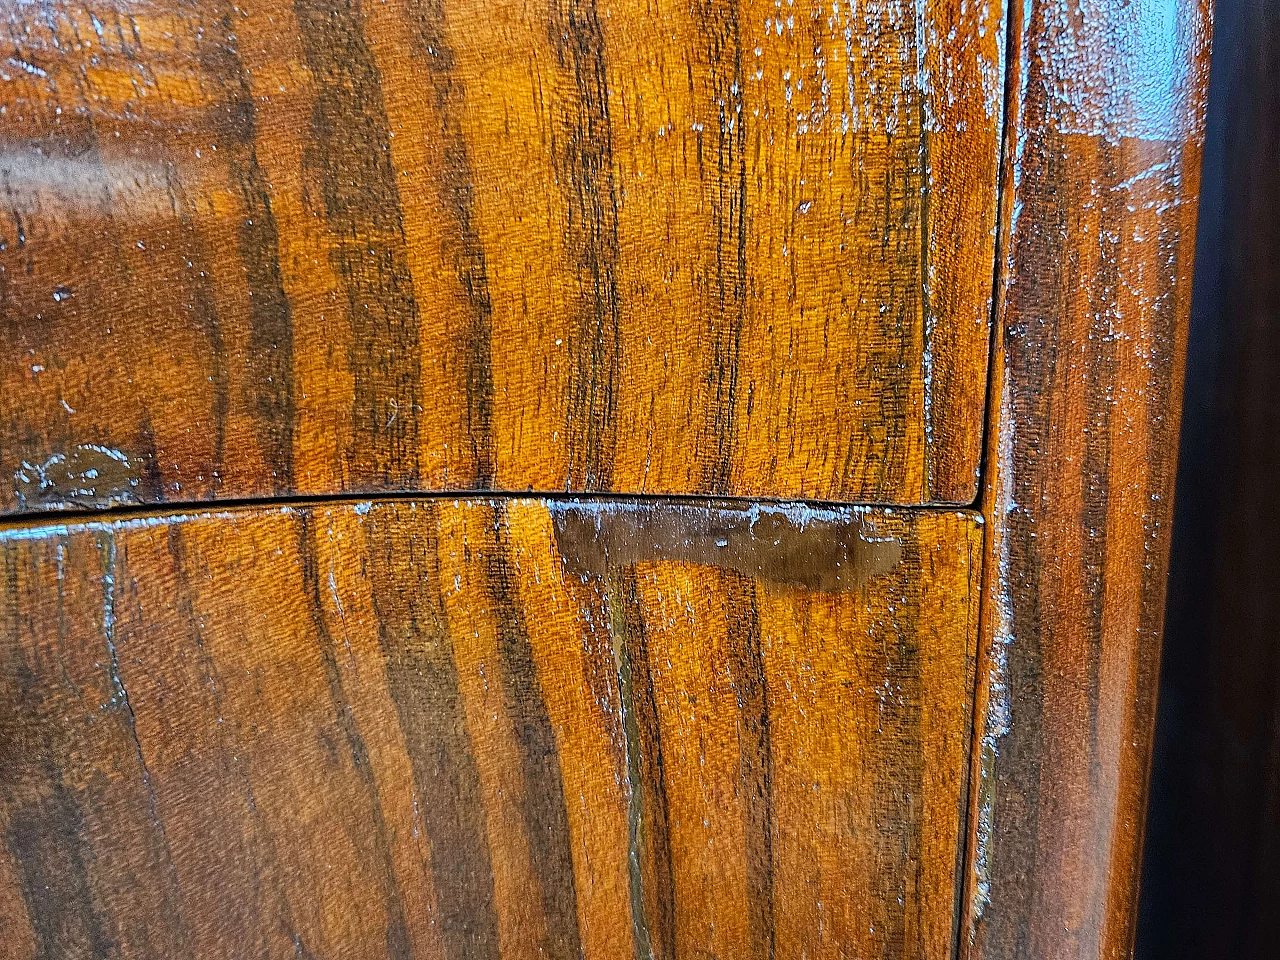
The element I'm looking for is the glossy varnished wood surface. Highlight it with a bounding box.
[961,0,1213,958]
[0,0,1004,514]
[0,497,982,959]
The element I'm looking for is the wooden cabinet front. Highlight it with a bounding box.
[0,0,1002,513]
[0,0,1214,957]
[0,500,979,958]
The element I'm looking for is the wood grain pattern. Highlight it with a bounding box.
[0,0,1004,514]
[0,496,982,959]
[961,0,1213,958]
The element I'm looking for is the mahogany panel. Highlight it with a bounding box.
[0,497,981,959]
[0,0,1003,513]
[960,1,1213,958]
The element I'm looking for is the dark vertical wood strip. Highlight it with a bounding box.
[605,574,655,960]
[190,278,229,490]
[723,575,776,960]
[486,508,583,959]
[160,523,280,958]
[293,0,422,485]
[619,570,680,960]
[695,0,748,496]
[364,507,502,960]
[227,110,296,489]
[191,0,297,490]
[2,539,116,960]
[403,0,496,487]
[867,131,922,499]
[137,417,167,503]
[7,782,115,960]
[234,127,296,493]
[296,514,413,960]
[551,0,622,491]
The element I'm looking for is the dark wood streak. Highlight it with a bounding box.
[164,165,231,492]
[960,0,1214,958]
[100,529,192,954]
[4,534,115,958]
[403,0,497,487]
[236,167,297,495]
[214,51,298,492]
[293,0,423,485]
[297,514,413,960]
[137,418,167,504]
[160,523,289,959]
[862,83,924,501]
[694,0,748,496]
[365,507,502,960]
[722,575,776,960]
[7,777,115,960]
[186,0,297,492]
[485,508,583,960]
[614,569,676,960]
[551,0,623,491]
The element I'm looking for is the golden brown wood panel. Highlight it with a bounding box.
[0,0,1004,514]
[0,497,981,959]
[960,0,1213,958]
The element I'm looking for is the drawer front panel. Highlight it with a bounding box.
[0,497,980,959]
[0,0,1003,513]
